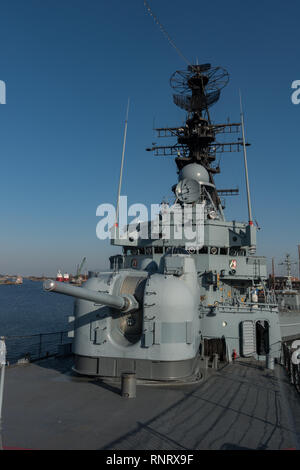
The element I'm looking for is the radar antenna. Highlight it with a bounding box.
[170,64,229,119]
[146,63,244,171]
[144,3,250,210]
[146,63,249,210]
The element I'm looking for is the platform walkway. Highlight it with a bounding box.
[1,357,300,450]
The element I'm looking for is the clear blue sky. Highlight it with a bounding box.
[0,0,299,276]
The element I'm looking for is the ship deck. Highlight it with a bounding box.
[2,356,300,450]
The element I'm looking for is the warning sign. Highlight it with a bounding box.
[229,259,237,270]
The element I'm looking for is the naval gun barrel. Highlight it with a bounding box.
[43,280,137,312]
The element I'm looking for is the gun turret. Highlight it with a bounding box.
[43,279,139,313]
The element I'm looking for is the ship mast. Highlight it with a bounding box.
[115,98,130,228]
[239,92,253,226]
[146,64,244,210]
[279,254,297,290]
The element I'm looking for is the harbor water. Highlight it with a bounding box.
[0,279,73,336]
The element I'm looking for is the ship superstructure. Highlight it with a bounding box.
[44,64,282,381]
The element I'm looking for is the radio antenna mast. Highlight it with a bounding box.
[115,98,130,228]
[239,91,253,226]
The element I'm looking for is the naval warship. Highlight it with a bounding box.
[43,62,282,379]
[275,254,300,312]
[2,63,300,451]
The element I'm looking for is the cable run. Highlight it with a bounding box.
[143,0,193,68]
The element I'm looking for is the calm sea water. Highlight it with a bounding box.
[0,279,74,337]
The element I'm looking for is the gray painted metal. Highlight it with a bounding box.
[45,241,282,380]
[3,356,300,450]
[266,355,275,370]
[212,353,219,369]
[0,339,6,439]
[121,373,136,398]
[73,354,201,380]
[43,64,283,381]
[43,279,135,312]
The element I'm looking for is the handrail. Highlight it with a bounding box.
[281,340,300,394]
[2,330,71,365]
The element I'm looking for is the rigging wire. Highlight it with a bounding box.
[143,0,193,69]
[143,0,211,121]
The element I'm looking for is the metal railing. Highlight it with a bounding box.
[2,331,72,365]
[281,339,300,394]
[201,303,279,316]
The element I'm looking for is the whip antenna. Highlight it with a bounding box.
[239,91,253,226]
[115,98,130,228]
[143,0,193,68]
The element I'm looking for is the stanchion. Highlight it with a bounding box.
[0,338,7,451]
[121,373,136,398]
[212,353,219,370]
[266,354,274,370]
